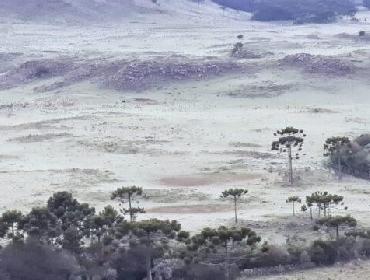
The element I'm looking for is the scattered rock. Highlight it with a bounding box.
[280,53,355,76]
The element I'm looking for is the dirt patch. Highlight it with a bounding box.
[305,107,338,114]
[77,139,141,154]
[0,154,18,161]
[204,150,276,160]
[230,142,262,148]
[226,82,292,98]
[131,98,159,105]
[0,116,89,131]
[8,133,73,143]
[148,203,232,214]
[77,138,171,155]
[159,172,261,187]
[144,189,210,203]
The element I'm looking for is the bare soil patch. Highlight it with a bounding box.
[159,172,261,187]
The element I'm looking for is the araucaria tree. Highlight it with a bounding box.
[129,219,182,280]
[286,196,301,216]
[324,136,350,180]
[185,226,261,280]
[221,188,248,223]
[272,127,306,185]
[0,210,24,243]
[111,186,145,222]
[317,215,356,239]
[306,191,344,218]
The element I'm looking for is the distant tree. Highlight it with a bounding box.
[88,205,120,244]
[0,210,23,243]
[364,0,370,9]
[221,188,248,223]
[301,204,308,214]
[305,196,314,220]
[324,136,350,180]
[20,192,95,253]
[129,219,182,280]
[111,186,145,222]
[286,196,301,216]
[306,192,344,218]
[317,215,357,239]
[21,207,60,243]
[47,192,95,252]
[185,226,260,280]
[272,127,306,185]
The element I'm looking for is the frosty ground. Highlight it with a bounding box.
[1,0,370,277]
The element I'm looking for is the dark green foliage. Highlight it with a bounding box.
[324,136,350,156]
[231,42,244,56]
[324,136,350,179]
[173,264,226,280]
[0,210,24,242]
[325,134,370,180]
[21,192,95,253]
[111,186,145,222]
[221,188,248,223]
[21,207,59,240]
[272,126,306,184]
[0,190,369,279]
[306,191,344,218]
[184,226,261,264]
[364,0,370,9]
[309,240,337,265]
[286,196,301,216]
[240,243,296,269]
[212,0,357,23]
[317,215,357,239]
[87,205,121,244]
[109,247,147,280]
[0,239,79,280]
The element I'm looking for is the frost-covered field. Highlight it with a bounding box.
[1,0,370,276]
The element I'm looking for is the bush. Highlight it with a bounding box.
[0,240,79,280]
[328,134,370,179]
[309,240,337,265]
[213,0,357,23]
[240,245,294,269]
[173,264,226,280]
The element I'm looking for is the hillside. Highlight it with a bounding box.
[0,0,143,23]
[0,0,234,23]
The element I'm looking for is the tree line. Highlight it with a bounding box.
[0,185,369,280]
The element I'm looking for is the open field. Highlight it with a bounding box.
[1,0,370,278]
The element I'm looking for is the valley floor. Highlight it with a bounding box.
[1,1,370,278]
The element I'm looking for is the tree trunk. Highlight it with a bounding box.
[225,241,230,280]
[309,207,313,220]
[128,193,133,222]
[146,252,152,280]
[146,233,153,280]
[234,197,238,224]
[288,145,293,185]
[292,201,295,216]
[337,148,342,181]
[336,225,339,240]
